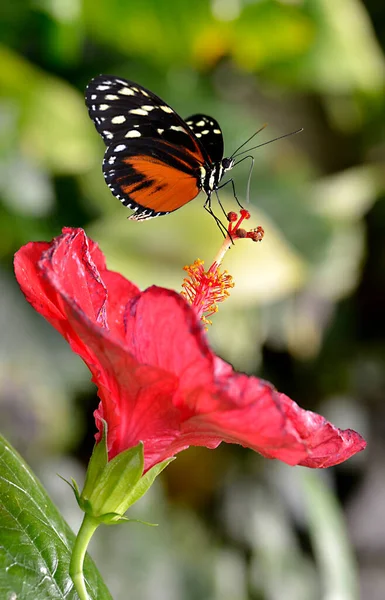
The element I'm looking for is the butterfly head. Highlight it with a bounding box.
[221,157,235,172]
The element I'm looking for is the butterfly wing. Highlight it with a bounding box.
[185,114,224,164]
[85,75,211,219]
[103,138,204,220]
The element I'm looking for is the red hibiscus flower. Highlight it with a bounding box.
[14,227,366,472]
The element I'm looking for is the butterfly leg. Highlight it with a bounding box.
[204,195,228,238]
[217,178,244,209]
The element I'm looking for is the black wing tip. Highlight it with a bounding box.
[85,74,124,96]
[86,74,132,89]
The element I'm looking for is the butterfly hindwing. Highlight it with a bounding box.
[185,114,224,163]
[103,137,202,219]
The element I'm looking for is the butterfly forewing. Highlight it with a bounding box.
[86,75,205,155]
[85,75,226,220]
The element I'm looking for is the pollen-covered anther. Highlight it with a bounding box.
[234,228,247,238]
[181,259,234,325]
[247,225,265,242]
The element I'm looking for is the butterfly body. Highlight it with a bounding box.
[85,75,234,221]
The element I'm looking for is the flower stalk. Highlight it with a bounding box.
[69,514,99,600]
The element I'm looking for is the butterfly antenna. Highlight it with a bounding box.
[234,128,303,159]
[231,124,268,158]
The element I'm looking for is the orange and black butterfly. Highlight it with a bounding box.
[85,74,238,223]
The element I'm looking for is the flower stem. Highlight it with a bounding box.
[70,513,100,600]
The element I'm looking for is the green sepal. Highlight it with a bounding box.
[57,474,81,499]
[123,518,158,527]
[92,513,157,526]
[97,512,127,525]
[84,441,144,517]
[71,477,81,502]
[81,419,109,503]
[121,456,175,509]
[98,514,158,526]
[77,427,175,523]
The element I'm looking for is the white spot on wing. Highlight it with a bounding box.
[97,85,110,91]
[103,130,113,139]
[157,128,164,135]
[91,94,97,100]
[195,132,202,138]
[129,108,148,116]
[119,87,135,96]
[213,129,221,134]
[196,120,205,127]
[201,130,209,135]
[160,106,173,113]
[99,104,110,111]
[141,105,155,111]
[125,130,141,138]
[111,115,126,124]
[170,125,187,133]
[105,94,119,100]
[108,156,116,164]
[115,144,126,151]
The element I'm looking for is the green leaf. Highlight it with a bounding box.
[301,470,360,600]
[0,435,112,600]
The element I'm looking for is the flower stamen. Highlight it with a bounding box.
[182,259,234,325]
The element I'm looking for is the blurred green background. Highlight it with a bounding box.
[1,0,384,598]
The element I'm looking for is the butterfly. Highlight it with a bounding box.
[85,74,240,225]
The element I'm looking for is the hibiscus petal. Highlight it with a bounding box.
[173,380,366,468]
[14,241,65,325]
[40,228,109,328]
[124,286,219,399]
